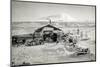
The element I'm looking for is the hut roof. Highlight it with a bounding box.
[35,24,62,32]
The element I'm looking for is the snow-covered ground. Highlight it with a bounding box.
[12,39,95,66]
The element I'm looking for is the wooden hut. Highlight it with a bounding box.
[33,24,64,43]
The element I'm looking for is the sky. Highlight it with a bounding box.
[12,1,95,23]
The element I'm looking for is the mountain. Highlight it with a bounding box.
[38,13,77,22]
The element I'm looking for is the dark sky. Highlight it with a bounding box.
[12,1,95,23]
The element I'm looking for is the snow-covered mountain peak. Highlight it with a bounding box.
[38,13,77,22]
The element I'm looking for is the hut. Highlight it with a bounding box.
[33,24,64,43]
